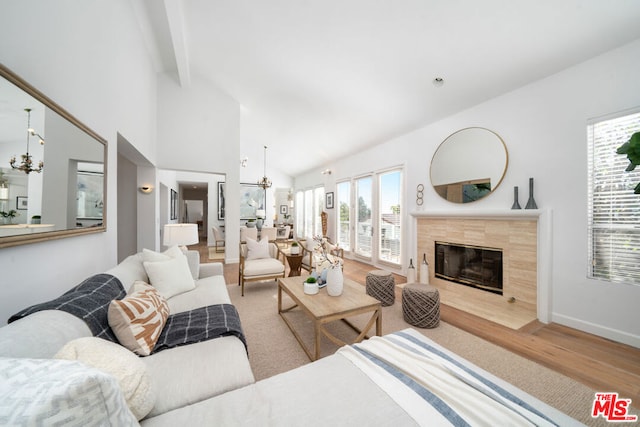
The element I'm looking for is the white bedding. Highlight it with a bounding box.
[339,329,581,426]
[142,328,585,426]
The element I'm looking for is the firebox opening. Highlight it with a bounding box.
[435,241,503,295]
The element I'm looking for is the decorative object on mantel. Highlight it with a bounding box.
[406,258,416,283]
[511,186,521,209]
[416,184,424,208]
[419,254,430,285]
[10,108,45,174]
[525,177,538,209]
[616,131,640,194]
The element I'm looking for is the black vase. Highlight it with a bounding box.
[525,178,538,209]
[511,186,521,209]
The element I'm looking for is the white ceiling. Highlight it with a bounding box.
[137,0,640,177]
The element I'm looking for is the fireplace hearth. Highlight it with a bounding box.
[435,241,503,295]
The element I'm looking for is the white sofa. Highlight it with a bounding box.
[0,250,255,424]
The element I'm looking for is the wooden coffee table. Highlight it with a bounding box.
[278,276,382,361]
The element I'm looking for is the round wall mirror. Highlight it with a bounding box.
[430,127,508,203]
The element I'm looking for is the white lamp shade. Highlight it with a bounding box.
[0,186,8,200]
[163,223,199,247]
[256,209,266,218]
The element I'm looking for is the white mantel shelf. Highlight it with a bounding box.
[410,209,545,220]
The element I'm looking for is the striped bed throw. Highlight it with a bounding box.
[338,329,571,427]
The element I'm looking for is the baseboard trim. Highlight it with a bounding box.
[552,313,640,348]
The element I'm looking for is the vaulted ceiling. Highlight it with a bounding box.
[136,0,640,176]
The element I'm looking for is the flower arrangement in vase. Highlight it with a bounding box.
[312,235,343,296]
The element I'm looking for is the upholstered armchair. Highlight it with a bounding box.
[212,226,225,253]
[238,236,285,296]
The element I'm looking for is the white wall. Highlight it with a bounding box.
[297,39,640,347]
[0,0,157,323]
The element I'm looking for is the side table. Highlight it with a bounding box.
[284,253,303,276]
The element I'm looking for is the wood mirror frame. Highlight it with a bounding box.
[0,64,107,248]
[430,127,508,203]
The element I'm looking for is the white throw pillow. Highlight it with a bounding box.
[55,336,156,420]
[0,357,138,426]
[142,245,185,264]
[143,255,196,299]
[246,237,271,260]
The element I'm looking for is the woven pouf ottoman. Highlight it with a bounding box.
[366,270,395,306]
[402,283,440,328]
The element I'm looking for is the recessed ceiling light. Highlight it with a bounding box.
[433,77,444,87]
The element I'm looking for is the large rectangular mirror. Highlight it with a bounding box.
[0,64,107,248]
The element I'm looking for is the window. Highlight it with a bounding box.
[378,169,402,264]
[355,176,373,258]
[295,186,325,239]
[587,110,640,285]
[314,187,325,236]
[336,181,351,251]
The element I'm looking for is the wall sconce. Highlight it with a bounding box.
[139,185,153,194]
[240,157,248,168]
[321,168,332,175]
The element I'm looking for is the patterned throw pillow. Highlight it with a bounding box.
[108,281,170,356]
[0,357,138,426]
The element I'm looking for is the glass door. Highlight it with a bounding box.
[378,169,402,264]
[355,176,373,259]
[336,181,351,251]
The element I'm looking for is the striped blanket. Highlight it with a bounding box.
[338,329,576,427]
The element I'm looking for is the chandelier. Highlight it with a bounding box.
[257,145,272,189]
[10,108,45,174]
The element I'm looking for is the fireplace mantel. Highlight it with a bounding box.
[410,208,552,325]
[411,209,543,220]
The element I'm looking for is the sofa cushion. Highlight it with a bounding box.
[55,336,156,420]
[167,274,230,314]
[0,357,138,426]
[246,237,271,260]
[143,251,196,299]
[142,335,255,418]
[108,281,170,356]
[243,258,285,277]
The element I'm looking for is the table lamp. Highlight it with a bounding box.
[163,223,199,250]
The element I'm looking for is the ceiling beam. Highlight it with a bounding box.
[163,0,191,88]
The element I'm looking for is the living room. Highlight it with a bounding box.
[1,1,640,424]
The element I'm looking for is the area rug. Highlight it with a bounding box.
[227,280,618,427]
[208,247,225,260]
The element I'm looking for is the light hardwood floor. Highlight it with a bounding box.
[191,243,640,408]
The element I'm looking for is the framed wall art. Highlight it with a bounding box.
[170,189,178,220]
[218,181,225,220]
[240,183,265,220]
[326,192,334,209]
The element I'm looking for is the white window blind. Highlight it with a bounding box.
[587,110,640,285]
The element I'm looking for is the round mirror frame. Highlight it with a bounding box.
[430,127,508,204]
